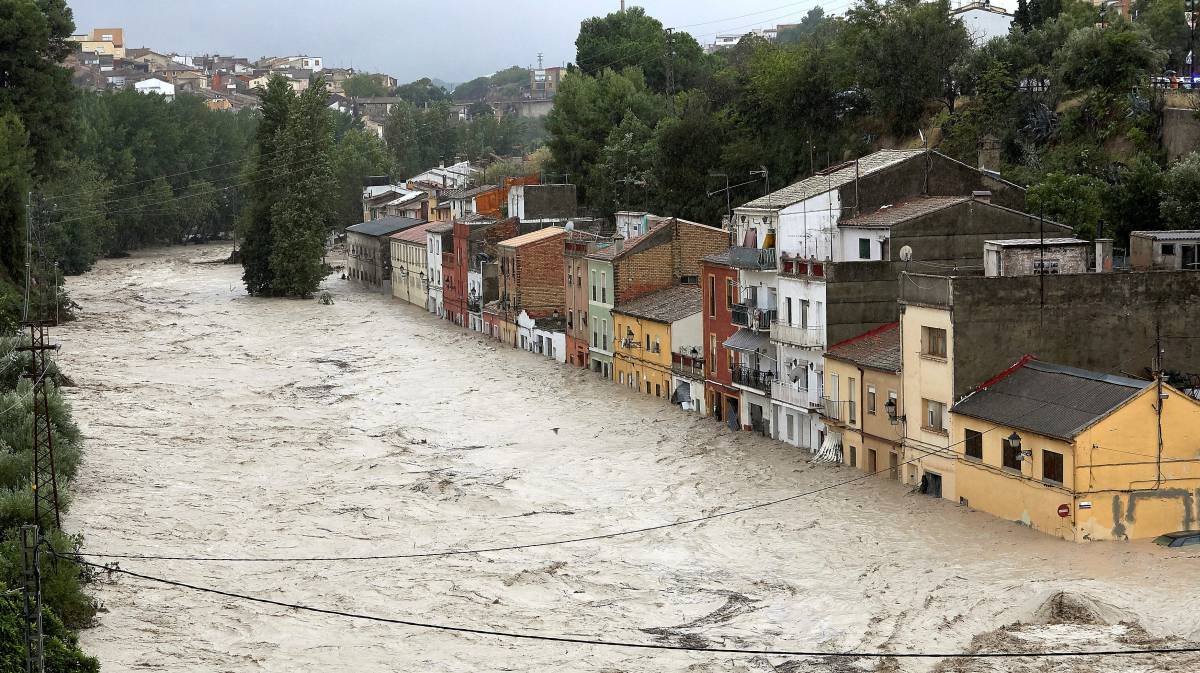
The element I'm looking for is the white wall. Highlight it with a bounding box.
[426,231,444,315]
[671,312,703,352]
[838,226,890,262]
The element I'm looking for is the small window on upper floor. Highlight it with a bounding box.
[922,326,947,358]
[858,238,871,260]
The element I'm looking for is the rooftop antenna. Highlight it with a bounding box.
[537,52,544,69]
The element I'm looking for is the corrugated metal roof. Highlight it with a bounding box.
[825,323,901,372]
[838,196,968,229]
[346,216,426,237]
[1130,230,1200,241]
[723,328,771,353]
[951,359,1150,440]
[612,285,701,324]
[739,149,926,210]
[498,226,565,248]
[985,237,1089,247]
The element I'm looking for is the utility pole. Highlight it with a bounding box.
[23,191,32,322]
[21,525,43,673]
[1154,320,1164,489]
[17,322,63,531]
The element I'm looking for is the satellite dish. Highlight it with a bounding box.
[565,221,575,232]
[899,245,913,262]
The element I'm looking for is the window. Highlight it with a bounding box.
[726,279,734,309]
[848,377,857,424]
[1033,258,1060,275]
[601,272,607,303]
[849,446,857,467]
[964,429,983,460]
[1161,244,1176,256]
[709,334,717,369]
[1002,438,1022,471]
[786,414,795,441]
[618,372,624,384]
[785,298,793,325]
[653,337,660,353]
[867,386,876,415]
[800,299,810,329]
[655,383,661,397]
[1043,450,1064,484]
[681,275,698,284]
[591,271,596,300]
[646,381,651,394]
[922,326,947,358]
[592,327,597,347]
[567,310,573,329]
[602,319,609,350]
[923,399,946,432]
[858,238,871,260]
[708,275,716,317]
[645,334,651,350]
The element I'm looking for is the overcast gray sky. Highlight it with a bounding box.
[68,0,853,84]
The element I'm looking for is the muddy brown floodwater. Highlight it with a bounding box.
[57,245,1200,673]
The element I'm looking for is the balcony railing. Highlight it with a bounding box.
[820,398,857,425]
[780,256,826,280]
[728,246,778,270]
[769,322,824,349]
[731,365,774,392]
[731,304,776,331]
[771,380,822,410]
[671,352,705,379]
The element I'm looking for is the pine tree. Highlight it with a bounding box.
[1014,0,1032,32]
[0,113,31,284]
[239,77,294,295]
[268,78,334,298]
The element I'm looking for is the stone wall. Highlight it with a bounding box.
[512,232,566,317]
[1163,107,1200,163]
[947,270,1200,398]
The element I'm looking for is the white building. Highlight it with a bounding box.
[518,311,568,363]
[134,78,175,99]
[614,211,668,240]
[426,222,453,316]
[407,161,480,191]
[729,149,924,449]
[953,2,1014,45]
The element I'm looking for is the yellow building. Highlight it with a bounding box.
[70,27,125,58]
[950,357,1200,541]
[821,323,903,476]
[611,286,703,402]
[899,303,959,499]
[390,222,435,309]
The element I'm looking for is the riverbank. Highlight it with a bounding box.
[60,244,1200,672]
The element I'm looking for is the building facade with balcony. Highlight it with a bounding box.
[346,217,426,294]
[586,218,728,381]
[701,251,743,430]
[426,222,455,317]
[611,285,703,409]
[822,323,902,476]
[390,221,437,307]
[449,215,518,332]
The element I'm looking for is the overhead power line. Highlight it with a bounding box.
[58,553,1200,660]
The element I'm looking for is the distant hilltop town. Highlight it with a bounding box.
[64,25,566,127]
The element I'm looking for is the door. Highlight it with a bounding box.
[1183,244,1199,271]
[923,472,943,499]
[888,451,899,479]
[726,396,739,431]
[867,448,877,473]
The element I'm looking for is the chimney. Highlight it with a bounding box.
[972,190,992,203]
[610,234,624,255]
[1095,238,1114,273]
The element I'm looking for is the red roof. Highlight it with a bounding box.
[390,220,438,244]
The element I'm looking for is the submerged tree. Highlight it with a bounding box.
[240,76,294,295]
[268,78,335,297]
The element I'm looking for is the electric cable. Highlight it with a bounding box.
[57,552,1200,660]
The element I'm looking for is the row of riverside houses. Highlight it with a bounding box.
[347,147,1200,544]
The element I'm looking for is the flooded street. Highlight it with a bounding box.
[58,245,1200,672]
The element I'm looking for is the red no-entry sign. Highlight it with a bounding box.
[1057,504,1071,518]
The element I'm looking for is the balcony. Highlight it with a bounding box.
[771,380,822,410]
[820,398,857,426]
[731,365,774,393]
[731,304,776,331]
[728,246,778,271]
[671,352,705,379]
[780,256,826,280]
[770,322,824,349]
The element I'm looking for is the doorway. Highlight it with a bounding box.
[888,451,899,479]
[921,471,943,498]
[726,396,739,431]
[867,448,877,473]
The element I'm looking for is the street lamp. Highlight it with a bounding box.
[885,397,904,425]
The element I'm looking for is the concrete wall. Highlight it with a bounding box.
[947,271,1200,398]
[838,152,1026,216]
[1163,107,1200,163]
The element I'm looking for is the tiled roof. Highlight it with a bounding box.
[498,226,565,248]
[1131,230,1200,241]
[739,149,926,210]
[825,323,901,372]
[427,221,455,234]
[458,212,497,225]
[346,216,426,237]
[702,247,735,266]
[951,358,1150,440]
[612,285,702,324]
[443,184,499,200]
[838,196,969,229]
[390,221,438,244]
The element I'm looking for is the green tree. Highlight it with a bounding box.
[331,127,390,227]
[269,78,334,297]
[0,0,76,175]
[0,113,31,284]
[240,76,295,295]
[394,77,449,106]
[1027,171,1107,238]
[1054,23,1165,93]
[342,73,388,98]
[1134,0,1190,72]
[596,111,654,213]
[1103,155,1163,244]
[1161,153,1200,230]
[575,7,707,93]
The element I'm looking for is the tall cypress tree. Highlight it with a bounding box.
[0,114,31,285]
[239,76,294,295]
[268,78,334,297]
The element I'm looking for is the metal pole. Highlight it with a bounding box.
[21,524,44,673]
[23,191,32,322]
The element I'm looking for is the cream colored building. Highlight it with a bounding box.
[70,27,125,58]
[899,303,958,499]
[821,323,903,477]
[390,221,436,308]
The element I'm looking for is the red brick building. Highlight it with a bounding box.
[446,215,520,331]
[495,227,566,346]
[701,249,742,430]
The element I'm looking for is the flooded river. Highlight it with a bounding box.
[58,245,1200,672]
